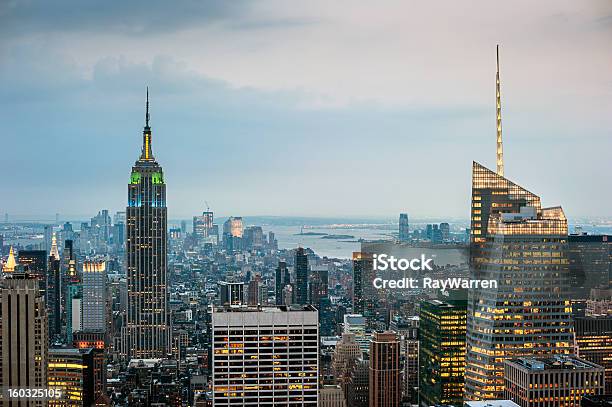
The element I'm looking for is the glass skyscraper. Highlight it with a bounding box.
[124,90,169,358]
[464,162,573,399]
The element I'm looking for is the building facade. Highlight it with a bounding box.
[465,162,574,399]
[211,305,319,406]
[419,299,467,406]
[82,260,107,332]
[369,331,401,407]
[575,316,612,393]
[0,271,48,406]
[504,356,604,406]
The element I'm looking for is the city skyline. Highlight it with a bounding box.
[1,1,611,219]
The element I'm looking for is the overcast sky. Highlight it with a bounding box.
[1,1,611,220]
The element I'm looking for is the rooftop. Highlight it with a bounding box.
[507,356,603,371]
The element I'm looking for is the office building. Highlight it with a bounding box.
[332,332,363,391]
[319,385,346,407]
[222,216,243,251]
[568,234,611,299]
[48,233,62,340]
[193,210,214,241]
[295,247,309,305]
[211,305,319,406]
[2,246,16,273]
[15,249,47,284]
[465,46,573,401]
[0,269,48,405]
[369,331,401,407]
[218,281,244,307]
[504,356,604,406]
[440,222,450,241]
[575,316,612,393]
[344,314,370,354]
[346,358,369,407]
[419,299,467,406]
[124,90,169,358]
[275,261,290,305]
[399,214,409,242]
[352,252,377,328]
[82,260,107,332]
[48,348,100,406]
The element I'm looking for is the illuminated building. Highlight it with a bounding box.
[369,331,401,407]
[48,233,62,340]
[82,260,107,332]
[575,316,612,393]
[419,299,466,406]
[399,214,409,242]
[2,246,16,273]
[124,89,169,358]
[295,247,309,305]
[15,249,46,284]
[352,252,377,328]
[211,305,319,406]
[48,348,98,406]
[0,268,48,406]
[222,216,243,251]
[465,47,573,400]
[193,210,214,241]
[504,356,604,406]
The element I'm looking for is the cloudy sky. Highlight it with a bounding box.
[1,1,611,220]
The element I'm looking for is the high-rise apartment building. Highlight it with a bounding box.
[124,90,169,358]
[399,214,409,242]
[465,47,573,400]
[82,260,107,332]
[419,299,467,406]
[369,331,401,407]
[504,356,604,406]
[295,247,309,305]
[0,269,48,406]
[211,305,319,406]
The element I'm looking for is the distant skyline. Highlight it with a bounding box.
[1,1,611,218]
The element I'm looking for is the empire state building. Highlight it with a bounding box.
[124,89,169,358]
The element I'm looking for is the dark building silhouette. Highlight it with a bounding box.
[295,247,309,305]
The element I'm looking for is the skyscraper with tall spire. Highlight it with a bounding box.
[495,44,504,177]
[124,89,169,358]
[464,48,573,400]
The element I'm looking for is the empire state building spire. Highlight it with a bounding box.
[495,45,504,177]
[141,87,154,161]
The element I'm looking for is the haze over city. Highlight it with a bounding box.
[1,0,611,219]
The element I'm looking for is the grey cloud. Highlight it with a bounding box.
[0,0,249,37]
